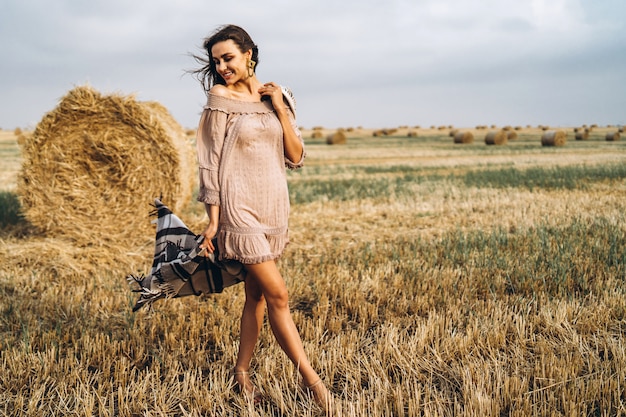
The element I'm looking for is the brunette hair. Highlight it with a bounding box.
[191,25,259,95]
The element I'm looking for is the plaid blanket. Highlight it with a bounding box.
[127,198,246,311]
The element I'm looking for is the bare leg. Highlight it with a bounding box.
[244,261,332,410]
[232,278,266,402]
[235,278,266,371]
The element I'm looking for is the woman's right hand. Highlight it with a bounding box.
[199,223,218,254]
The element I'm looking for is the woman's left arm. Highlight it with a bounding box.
[259,82,303,163]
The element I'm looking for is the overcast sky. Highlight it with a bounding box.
[1,0,625,130]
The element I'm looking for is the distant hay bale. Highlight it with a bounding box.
[507,130,518,140]
[575,130,589,140]
[326,130,347,145]
[374,128,397,137]
[311,130,324,138]
[541,130,567,146]
[606,132,621,141]
[453,131,474,144]
[619,126,624,133]
[407,131,418,138]
[485,131,507,145]
[17,85,195,245]
[449,129,458,137]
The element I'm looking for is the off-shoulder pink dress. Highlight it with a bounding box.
[196,92,304,264]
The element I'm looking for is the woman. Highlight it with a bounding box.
[192,25,332,412]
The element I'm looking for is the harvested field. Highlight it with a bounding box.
[1,125,625,416]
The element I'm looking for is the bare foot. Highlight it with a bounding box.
[232,369,263,404]
[306,379,335,415]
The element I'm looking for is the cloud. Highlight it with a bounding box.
[0,0,624,130]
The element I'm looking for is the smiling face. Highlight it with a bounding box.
[211,39,252,85]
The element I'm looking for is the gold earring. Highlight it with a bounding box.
[247,58,256,77]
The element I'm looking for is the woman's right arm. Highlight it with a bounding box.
[196,91,228,253]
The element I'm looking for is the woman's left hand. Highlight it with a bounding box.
[259,82,287,112]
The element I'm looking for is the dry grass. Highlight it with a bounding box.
[1,126,626,416]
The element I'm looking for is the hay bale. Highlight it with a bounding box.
[541,130,567,146]
[453,131,474,144]
[606,132,621,141]
[449,129,458,137]
[575,130,589,140]
[17,85,194,245]
[407,131,418,138]
[485,130,507,145]
[326,130,347,145]
[507,130,518,140]
[311,130,324,139]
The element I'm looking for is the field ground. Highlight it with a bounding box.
[0,125,625,416]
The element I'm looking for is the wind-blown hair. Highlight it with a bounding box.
[191,25,259,96]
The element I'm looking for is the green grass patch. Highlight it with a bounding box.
[288,162,626,204]
[460,164,626,190]
[0,191,23,228]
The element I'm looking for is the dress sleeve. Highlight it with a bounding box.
[196,106,227,205]
[283,101,306,170]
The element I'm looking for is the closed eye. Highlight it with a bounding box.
[213,55,234,66]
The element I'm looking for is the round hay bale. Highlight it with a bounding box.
[449,129,458,137]
[507,130,518,140]
[453,131,474,144]
[17,85,195,245]
[575,130,589,140]
[407,131,418,138]
[541,130,567,146]
[311,130,324,139]
[326,130,347,145]
[485,130,507,145]
[606,132,620,141]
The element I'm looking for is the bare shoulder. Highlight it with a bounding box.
[209,84,230,97]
